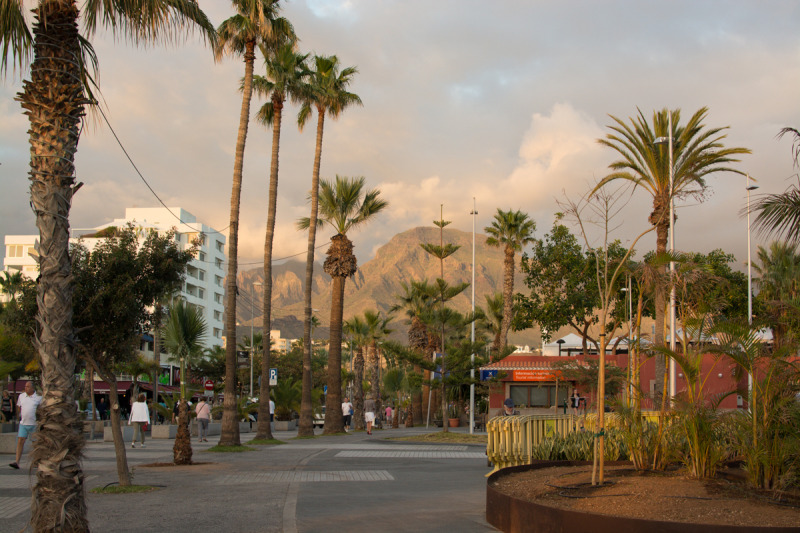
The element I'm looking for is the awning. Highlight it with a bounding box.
[139,382,180,394]
[89,380,133,394]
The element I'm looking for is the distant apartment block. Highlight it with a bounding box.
[3,207,226,352]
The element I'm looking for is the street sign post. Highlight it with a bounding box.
[269,368,277,386]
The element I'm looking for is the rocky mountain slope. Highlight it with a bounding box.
[236,226,541,345]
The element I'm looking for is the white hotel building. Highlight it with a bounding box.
[3,207,226,352]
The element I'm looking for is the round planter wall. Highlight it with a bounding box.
[486,461,800,533]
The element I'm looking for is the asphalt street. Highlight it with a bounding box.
[1,425,496,533]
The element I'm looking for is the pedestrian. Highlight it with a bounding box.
[1,390,12,423]
[269,398,275,423]
[364,397,376,435]
[570,390,580,416]
[496,398,519,417]
[97,397,108,421]
[384,404,393,425]
[129,393,149,448]
[9,382,41,469]
[341,397,353,431]
[195,397,211,442]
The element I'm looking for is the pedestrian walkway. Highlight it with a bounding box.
[1,425,496,532]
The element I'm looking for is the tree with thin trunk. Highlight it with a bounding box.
[299,176,388,434]
[485,208,535,354]
[163,300,207,465]
[594,107,750,407]
[2,2,214,527]
[390,280,435,425]
[72,226,194,488]
[214,0,294,447]
[296,57,362,436]
[252,41,308,440]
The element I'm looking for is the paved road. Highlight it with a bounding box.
[1,426,496,532]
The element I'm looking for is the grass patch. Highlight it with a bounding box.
[390,432,487,445]
[247,438,285,445]
[205,445,256,453]
[291,435,319,440]
[90,484,158,494]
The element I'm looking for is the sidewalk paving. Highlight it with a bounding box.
[1,425,496,532]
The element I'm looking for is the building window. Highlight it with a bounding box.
[215,275,223,287]
[216,240,224,253]
[6,245,23,258]
[214,310,222,321]
[198,270,205,281]
[198,251,206,262]
[197,288,204,299]
[213,328,222,339]
[509,385,567,408]
[214,293,222,304]
[215,257,223,269]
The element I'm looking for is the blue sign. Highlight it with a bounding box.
[269,368,278,386]
[480,369,499,381]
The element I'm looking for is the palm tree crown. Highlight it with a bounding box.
[299,175,389,236]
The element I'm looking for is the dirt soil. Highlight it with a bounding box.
[491,464,800,528]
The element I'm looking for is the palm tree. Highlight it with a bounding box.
[0,270,24,304]
[163,300,207,465]
[364,310,393,423]
[485,209,536,353]
[753,242,800,348]
[2,2,214,528]
[343,315,369,431]
[595,107,750,405]
[252,42,308,440]
[296,55,361,437]
[214,0,294,448]
[299,176,388,434]
[751,127,800,246]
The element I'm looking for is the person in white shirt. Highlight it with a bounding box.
[269,399,275,423]
[9,382,41,469]
[128,393,150,448]
[341,398,353,431]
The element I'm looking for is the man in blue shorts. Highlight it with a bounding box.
[9,381,41,469]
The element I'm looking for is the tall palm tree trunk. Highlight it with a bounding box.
[299,110,326,437]
[20,2,88,529]
[255,95,284,441]
[353,347,365,431]
[221,41,257,447]
[369,342,381,425]
[497,245,516,351]
[323,274,346,434]
[653,214,669,408]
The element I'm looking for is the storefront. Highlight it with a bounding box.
[481,354,573,415]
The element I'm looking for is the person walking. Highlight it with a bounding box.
[129,393,150,448]
[570,390,580,416]
[97,397,108,421]
[364,397,376,435]
[9,382,41,469]
[341,397,353,431]
[384,405,393,426]
[1,390,13,423]
[195,397,211,442]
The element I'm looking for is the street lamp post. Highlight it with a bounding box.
[746,178,758,403]
[469,198,477,434]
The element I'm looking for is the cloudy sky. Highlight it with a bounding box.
[2,1,799,271]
